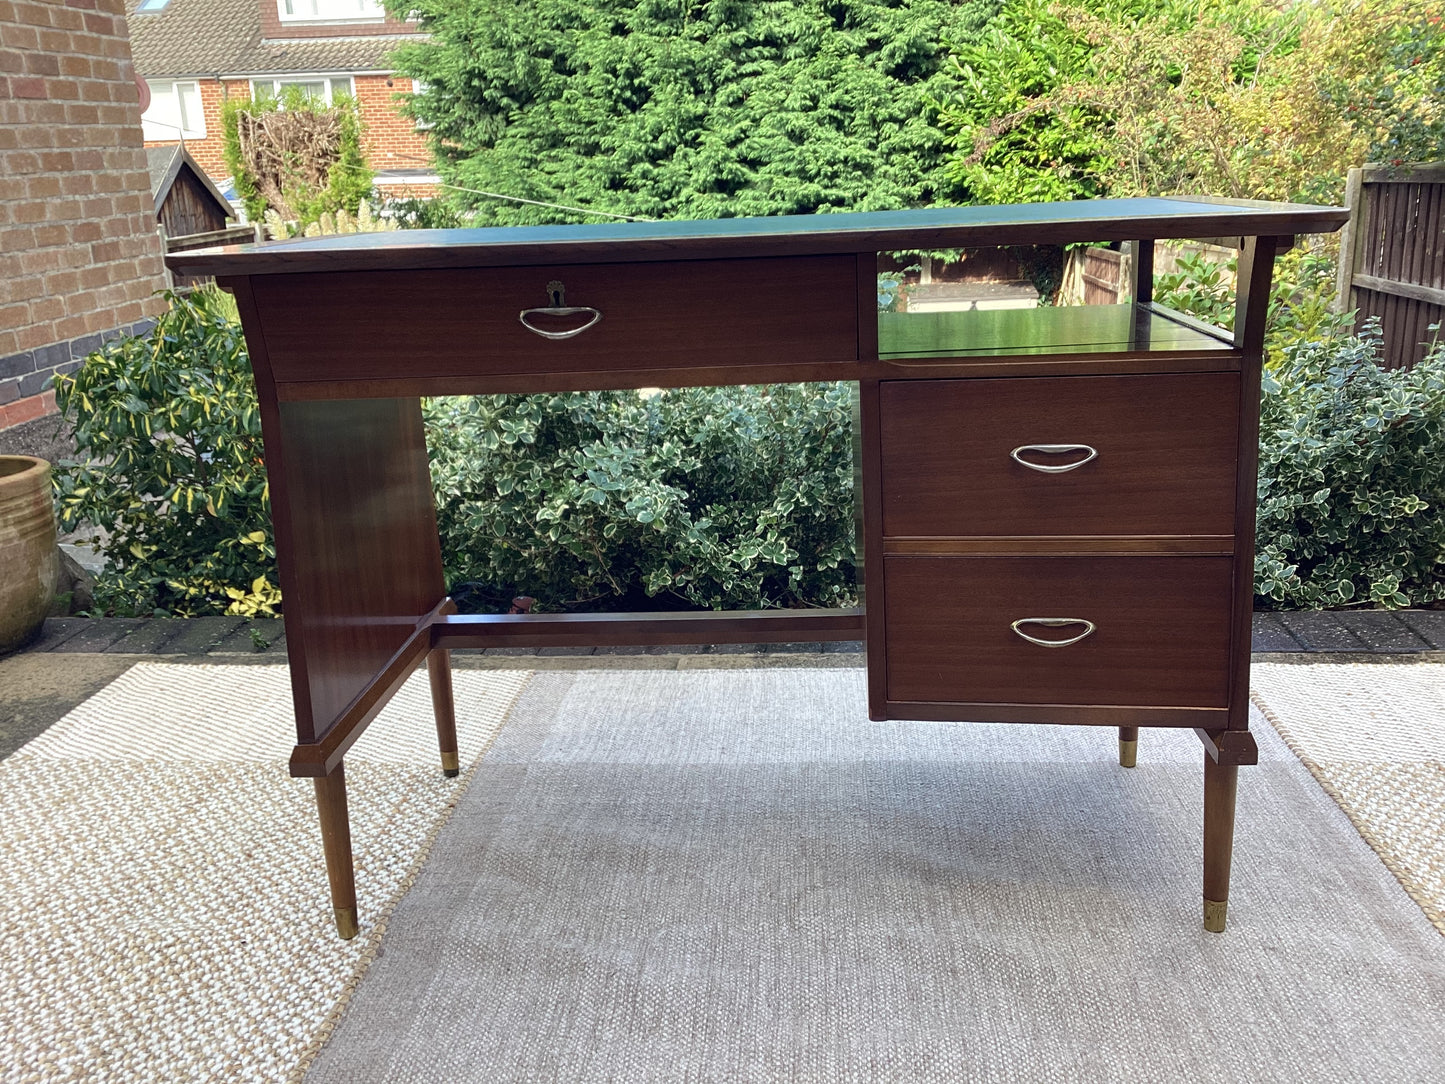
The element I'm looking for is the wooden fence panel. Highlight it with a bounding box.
[1082,247,1124,306]
[1336,164,1445,368]
[163,225,259,289]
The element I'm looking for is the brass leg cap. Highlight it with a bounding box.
[1203,899,1228,933]
[1118,739,1138,768]
[333,907,360,940]
[441,751,460,777]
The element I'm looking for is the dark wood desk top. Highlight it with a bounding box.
[169,197,1348,278]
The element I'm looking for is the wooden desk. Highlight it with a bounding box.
[170,198,1347,938]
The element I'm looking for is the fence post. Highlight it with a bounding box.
[1333,167,1364,316]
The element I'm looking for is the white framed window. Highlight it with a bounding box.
[141,80,205,140]
[277,0,384,23]
[251,76,355,105]
[409,78,433,130]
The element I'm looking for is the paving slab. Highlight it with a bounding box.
[103,619,193,655]
[1251,613,1302,652]
[24,618,89,653]
[209,619,287,656]
[158,617,247,655]
[701,643,771,655]
[1333,611,1432,652]
[823,640,865,654]
[46,618,140,653]
[679,652,857,669]
[0,651,135,759]
[1276,612,1368,652]
[1397,611,1445,650]
[536,646,596,656]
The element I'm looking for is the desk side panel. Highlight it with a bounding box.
[274,397,446,744]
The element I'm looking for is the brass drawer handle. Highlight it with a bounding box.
[519,279,602,340]
[1011,618,1097,647]
[1010,444,1098,473]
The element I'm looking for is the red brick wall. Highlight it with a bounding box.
[142,74,437,193]
[1,0,168,430]
[354,73,430,172]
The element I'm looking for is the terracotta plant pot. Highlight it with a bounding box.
[0,455,60,655]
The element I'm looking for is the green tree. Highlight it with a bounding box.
[936,0,1445,207]
[934,0,1131,205]
[222,88,373,233]
[387,0,997,223]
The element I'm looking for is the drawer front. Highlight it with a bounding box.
[878,373,1238,538]
[883,556,1233,708]
[253,256,859,382]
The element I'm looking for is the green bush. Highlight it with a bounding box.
[1255,324,1445,609]
[425,386,858,612]
[1153,246,1355,366]
[221,89,372,234]
[52,289,277,618]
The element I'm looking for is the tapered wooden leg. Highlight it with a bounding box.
[428,646,460,777]
[1118,726,1138,768]
[313,761,359,939]
[1203,754,1239,933]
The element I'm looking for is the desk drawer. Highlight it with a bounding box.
[878,373,1238,539]
[253,256,859,383]
[882,555,1232,708]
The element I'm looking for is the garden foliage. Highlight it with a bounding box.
[51,290,278,618]
[1153,247,1355,367]
[425,386,857,611]
[385,0,998,222]
[52,297,856,615]
[221,88,373,233]
[936,0,1445,206]
[1256,325,1445,610]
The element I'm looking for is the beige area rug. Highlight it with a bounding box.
[1252,660,1445,935]
[305,669,1445,1084]
[0,663,532,1084]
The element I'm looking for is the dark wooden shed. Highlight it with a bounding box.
[147,145,251,287]
[147,145,234,240]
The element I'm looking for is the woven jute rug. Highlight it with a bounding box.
[304,669,1445,1084]
[1251,660,1445,936]
[0,662,531,1084]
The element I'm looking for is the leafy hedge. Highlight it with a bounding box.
[51,290,278,618]
[425,386,857,612]
[52,298,1445,615]
[1255,324,1445,609]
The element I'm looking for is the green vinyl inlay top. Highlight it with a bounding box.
[170,197,1348,278]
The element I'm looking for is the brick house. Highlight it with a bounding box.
[126,0,438,203]
[1,0,168,431]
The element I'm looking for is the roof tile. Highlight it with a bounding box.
[126,0,412,77]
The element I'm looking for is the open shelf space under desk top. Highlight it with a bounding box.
[878,304,1234,359]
